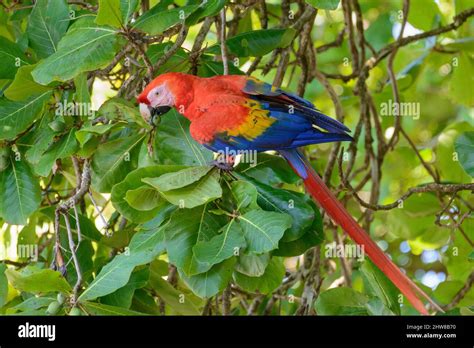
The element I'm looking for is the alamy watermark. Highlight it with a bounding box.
[325,242,365,261]
[18,322,55,341]
[0,244,38,261]
[216,147,258,167]
[55,100,95,118]
[380,100,420,120]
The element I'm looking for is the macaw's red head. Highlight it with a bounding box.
[137,72,193,124]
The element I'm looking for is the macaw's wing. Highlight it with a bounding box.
[194,95,352,153]
[241,77,351,135]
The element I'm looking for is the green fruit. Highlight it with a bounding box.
[49,120,66,132]
[46,301,62,315]
[57,293,66,305]
[69,307,82,316]
[152,115,161,126]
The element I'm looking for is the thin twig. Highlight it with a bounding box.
[442,272,474,311]
[219,8,229,75]
[88,190,110,236]
[222,284,232,315]
[154,25,188,72]
[63,213,82,303]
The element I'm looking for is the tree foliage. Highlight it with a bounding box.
[0,0,473,316]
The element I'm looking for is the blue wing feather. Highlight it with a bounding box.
[205,78,352,153]
[242,78,350,134]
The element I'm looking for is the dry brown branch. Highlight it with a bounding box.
[442,271,474,311]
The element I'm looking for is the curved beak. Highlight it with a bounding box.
[139,103,171,124]
[151,105,171,117]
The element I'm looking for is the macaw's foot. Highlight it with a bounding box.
[210,155,235,171]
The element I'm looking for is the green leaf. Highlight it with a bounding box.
[274,227,324,257]
[78,225,166,302]
[81,301,147,315]
[96,0,122,28]
[236,153,300,185]
[364,13,393,51]
[75,122,125,146]
[0,263,7,307]
[0,158,41,225]
[435,122,473,183]
[148,266,201,315]
[434,280,474,308]
[366,298,396,315]
[443,37,474,53]
[147,43,190,74]
[91,133,145,193]
[32,17,119,85]
[145,171,222,209]
[193,218,246,272]
[387,193,447,241]
[315,287,369,315]
[24,114,57,165]
[361,260,401,315]
[238,210,292,254]
[234,257,285,294]
[237,173,313,242]
[35,128,78,177]
[446,226,473,282]
[164,205,226,276]
[198,57,244,76]
[97,97,148,127]
[143,166,212,191]
[449,53,474,107]
[120,0,139,24]
[74,72,91,104]
[208,28,296,57]
[230,180,259,212]
[407,227,450,254]
[111,165,182,223]
[180,258,236,298]
[131,288,161,314]
[5,268,71,294]
[186,0,225,25]
[454,131,474,177]
[8,295,56,313]
[133,5,199,35]
[273,201,324,257]
[235,252,270,277]
[4,64,53,101]
[26,0,70,58]
[0,91,51,141]
[0,36,29,79]
[101,268,149,308]
[153,109,213,166]
[124,185,163,211]
[305,0,340,10]
[407,0,441,31]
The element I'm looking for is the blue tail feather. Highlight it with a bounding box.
[279,148,309,179]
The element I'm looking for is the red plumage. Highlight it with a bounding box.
[139,73,441,314]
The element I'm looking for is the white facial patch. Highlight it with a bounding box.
[147,84,175,108]
[139,103,151,121]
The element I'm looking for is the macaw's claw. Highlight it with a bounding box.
[210,156,235,171]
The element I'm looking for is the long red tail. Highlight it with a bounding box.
[280,149,442,315]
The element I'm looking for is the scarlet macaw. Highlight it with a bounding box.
[138,72,440,315]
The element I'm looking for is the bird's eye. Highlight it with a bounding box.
[155,91,160,96]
